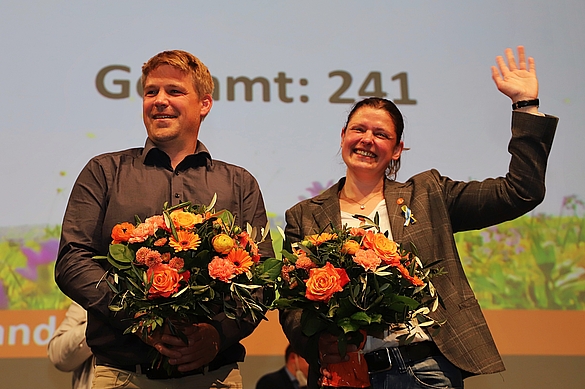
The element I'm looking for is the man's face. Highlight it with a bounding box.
[142,64,211,150]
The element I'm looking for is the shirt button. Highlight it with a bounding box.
[174,193,180,198]
[175,171,180,176]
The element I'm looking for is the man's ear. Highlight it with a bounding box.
[200,94,213,117]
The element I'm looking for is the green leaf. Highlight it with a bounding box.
[337,317,360,333]
[301,310,328,337]
[259,258,283,281]
[216,209,235,229]
[281,250,298,262]
[109,244,134,263]
[350,311,374,325]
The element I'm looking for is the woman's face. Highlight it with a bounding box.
[341,106,404,179]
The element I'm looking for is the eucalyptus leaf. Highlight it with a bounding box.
[261,220,271,241]
[207,193,217,210]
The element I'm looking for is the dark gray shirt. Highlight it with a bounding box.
[56,139,274,367]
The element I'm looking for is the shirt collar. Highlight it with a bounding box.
[141,138,212,169]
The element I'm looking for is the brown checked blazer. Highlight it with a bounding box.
[280,111,558,383]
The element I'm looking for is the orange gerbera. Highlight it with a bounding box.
[169,231,201,252]
[226,248,253,275]
[306,232,338,246]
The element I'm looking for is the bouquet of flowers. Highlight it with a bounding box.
[273,217,443,388]
[94,196,280,373]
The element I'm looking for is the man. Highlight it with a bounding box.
[48,301,94,389]
[256,345,309,389]
[55,50,274,389]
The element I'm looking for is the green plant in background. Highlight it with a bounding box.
[0,225,71,310]
[2,196,585,311]
[457,195,585,310]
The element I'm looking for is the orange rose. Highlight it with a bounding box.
[147,264,182,299]
[362,231,401,265]
[341,240,361,255]
[170,209,202,229]
[111,222,135,244]
[212,234,235,254]
[305,262,350,303]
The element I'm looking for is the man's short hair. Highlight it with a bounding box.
[141,50,214,99]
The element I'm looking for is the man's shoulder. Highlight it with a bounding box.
[211,158,248,171]
[91,147,143,160]
[87,147,144,165]
[209,158,258,180]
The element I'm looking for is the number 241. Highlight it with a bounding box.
[329,71,416,105]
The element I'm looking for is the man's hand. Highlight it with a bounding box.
[143,322,221,373]
[491,45,539,109]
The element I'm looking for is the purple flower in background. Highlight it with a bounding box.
[0,280,8,309]
[298,180,335,200]
[16,239,59,281]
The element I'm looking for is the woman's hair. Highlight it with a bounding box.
[343,97,405,180]
[141,50,214,100]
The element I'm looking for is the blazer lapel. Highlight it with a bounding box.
[384,179,412,244]
[308,178,415,242]
[310,178,343,231]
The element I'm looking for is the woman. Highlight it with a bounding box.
[280,46,558,389]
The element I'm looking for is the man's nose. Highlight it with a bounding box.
[154,91,169,108]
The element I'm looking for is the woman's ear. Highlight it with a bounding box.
[392,141,404,160]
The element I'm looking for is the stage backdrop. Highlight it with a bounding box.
[1,1,584,388]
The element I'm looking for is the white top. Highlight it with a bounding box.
[341,200,392,239]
